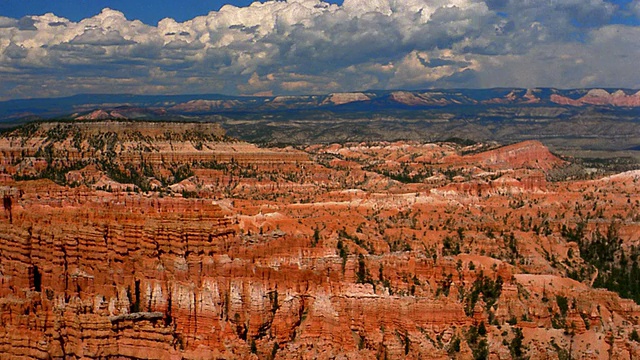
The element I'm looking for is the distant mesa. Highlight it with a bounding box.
[391,91,475,106]
[386,89,550,106]
[76,109,125,120]
[523,88,540,103]
[549,93,582,106]
[74,108,167,120]
[580,89,640,106]
[551,88,640,107]
[485,89,541,104]
[390,91,431,106]
[272,95,306,103]
[322,92,371,106]
[3,87,640,124]
[169,99,242,112]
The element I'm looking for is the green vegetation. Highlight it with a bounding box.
[356,254,373,285]
[564,222,640,304]
[270,343,279,360]
[337,239,349,271]
[447,336,461,355]
[442,230,465,256]
[556,295,569,316]
[311,226,321,247]
[100,161,151,191]
[464,272,503,316]
[550,339,571,360]
[2,121,231,190]
[170,164,194,183]
[466,323,489,360]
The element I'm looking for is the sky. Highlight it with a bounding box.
[1,0,640,100]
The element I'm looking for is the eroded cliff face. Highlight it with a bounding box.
[0,122,639,359]
[551,89,640,107]
[0,196,237,359]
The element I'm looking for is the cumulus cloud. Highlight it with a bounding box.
[631,0,640,17]
[3,43,28,59]
[0,0,639,100]
[0,17,18,29]
[70,30,135,46]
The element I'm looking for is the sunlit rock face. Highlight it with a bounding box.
[0,121,639,359]
[551,89,640,107]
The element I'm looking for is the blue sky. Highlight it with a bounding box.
[597,0,640,24]
[1,1,344,24]
[1,0,640,100]
[2,0,636,25]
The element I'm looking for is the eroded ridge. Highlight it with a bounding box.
[0,121,639,359]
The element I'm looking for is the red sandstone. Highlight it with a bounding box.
[0,122,638,359]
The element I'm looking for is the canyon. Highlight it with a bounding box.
[0,121,639,359]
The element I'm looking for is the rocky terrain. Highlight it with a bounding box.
[4,88,640,122]
[0,121,639,359]
[1,88,639,161]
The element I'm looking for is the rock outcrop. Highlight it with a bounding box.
[322,92,371,106]
[0,121,639,359]
[463,140,566,171]
[551,89,640,107]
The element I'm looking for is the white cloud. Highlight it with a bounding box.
[632,0,640,17]
[0,0,639,100]
[0,17,18,28]
[473,25,640,89]
[70,29,135,46]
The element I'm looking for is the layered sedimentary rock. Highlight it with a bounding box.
[551,89,640,107]
[462,140,565,171]
[322,92,371,106]
[0,121,309,167]
[0,121,639,359]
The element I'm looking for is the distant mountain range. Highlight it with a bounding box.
[2,88,640,123]
[1,88,638,159]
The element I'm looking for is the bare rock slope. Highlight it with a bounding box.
[0,121,639,359]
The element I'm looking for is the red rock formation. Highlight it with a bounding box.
[389,91,451,106]
[322,92,371,106]
[76,109,129,120]
[551,89,640,107]
[0,122,638,359]
[463,140,565,171]
[550,93,583,106]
